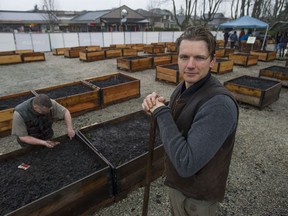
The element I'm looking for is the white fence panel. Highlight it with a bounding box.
[173,31,183,41]
[50,33,64,49]
[112,32,124,45]
[124,32,131,44]
[144,32,159,44]
[31,33,50,52]
[159,32,174,42]
[79,33,91,46]
[0,33,15,51]
[63,33,79,47]
[15,33,33,50]
[103,32,113,47]
[130,32,143,44]
[90,33,104,46]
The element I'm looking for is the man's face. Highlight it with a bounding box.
[178,40,215,88]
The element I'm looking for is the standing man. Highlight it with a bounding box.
[142,26,238,215]
[12,94,75,148]
[229,31,238,49]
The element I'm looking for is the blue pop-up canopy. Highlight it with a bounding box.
[218,16,269,50]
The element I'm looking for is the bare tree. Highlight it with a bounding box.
[42,0,59,32]
[201,0,224,26]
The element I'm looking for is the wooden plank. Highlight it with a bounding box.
[0,54,22,65]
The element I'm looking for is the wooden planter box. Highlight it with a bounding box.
[224,75,282,109]
[33,81,100,116]
[0,51,15,55]
[216,40,224,48]
[156,63,182,84]
[122,48,137,57]
[228,53,258,66]
[86,46,101,51]
[145,54,172,67]
[15,49,34,54]
[117,56,153,72]
[215,48,225,58]
[250,50,276,62]
[0,54,22,65]
[83,73,140,107]
[78,110,164,198]
[79,50,105,62]
[64,48,85,58]
[224,48,235,57]
[105,49,122,59]
[52,48,68,56]
[21,52,45,63]
[143,45,165,54]
[1,135,113,216]
[259,66,288,87]
[171,54,178,63]
[211,58,234,74]
[0,91,36,137]
[131,44,144,52]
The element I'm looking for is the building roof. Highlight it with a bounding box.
[71,10,110,21]
[0,11,50,23]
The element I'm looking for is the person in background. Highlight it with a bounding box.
[230,31,238,49]
[12,94,75,148]
[223,30,230,48]
[239,29,245,50]
[142,26,239,216]
[279,32,288,58]
[274,32,282,55]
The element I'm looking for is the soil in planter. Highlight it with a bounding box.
[216,59,229,63]
[0,138,106,215]
[122,56,148,60]
[0,93,35,111]
[162,64,179,70]
[230,76,278,90]
[81,112,162,167]
[265,66,288,74]
[89,75,132,88]
[36,84,93,99]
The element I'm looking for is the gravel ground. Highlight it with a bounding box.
[0,49,287,216]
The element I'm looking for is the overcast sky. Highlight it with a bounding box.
[0,0,177,11]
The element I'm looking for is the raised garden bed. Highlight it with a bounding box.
[131,44,144,52]
[224,75,282,109]
[86,46,101,51]
[21,52,45,63]
[0,51,15,55]
[215,48,225,58]
[156,63,182,84]
[78,110,164,198]
[34,81,100,116]
[117,56,153,72]
[0,135,113,216]
[228,53,258,66]
[259,66,288,87]
[250,50,276,62]
[0,91,35,137]
[143,45,165,54]
[122,48,137,57]
[52,48,68,56]
[211,58,234,74]
[15,49,34,54]
[64,48,85,58]
[79,50,105,62]
[83,73,140,107]
[0,53,22,65]
[105,49,122,59]
[145,54,172,67]
[171,54,178,63]
[224,48,234,57]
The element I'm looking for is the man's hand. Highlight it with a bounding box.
[142,92,166,114]
[67,127,75,140]
[45,140,60,148]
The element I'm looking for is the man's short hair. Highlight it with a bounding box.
[33,94,52,108]
[176,26,216,59]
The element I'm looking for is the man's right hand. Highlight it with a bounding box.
[44,140,60,148]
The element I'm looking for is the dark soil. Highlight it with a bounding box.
[0,137,106,215]
[89,75,132,88]
[216,59,229,63]
[230,75,279,90]
[0,93,35,110]
[265,66,288,73]
[36,84,94,99]
[80,111,162,167]
[162,64,178,70]
[123,56,149,60]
